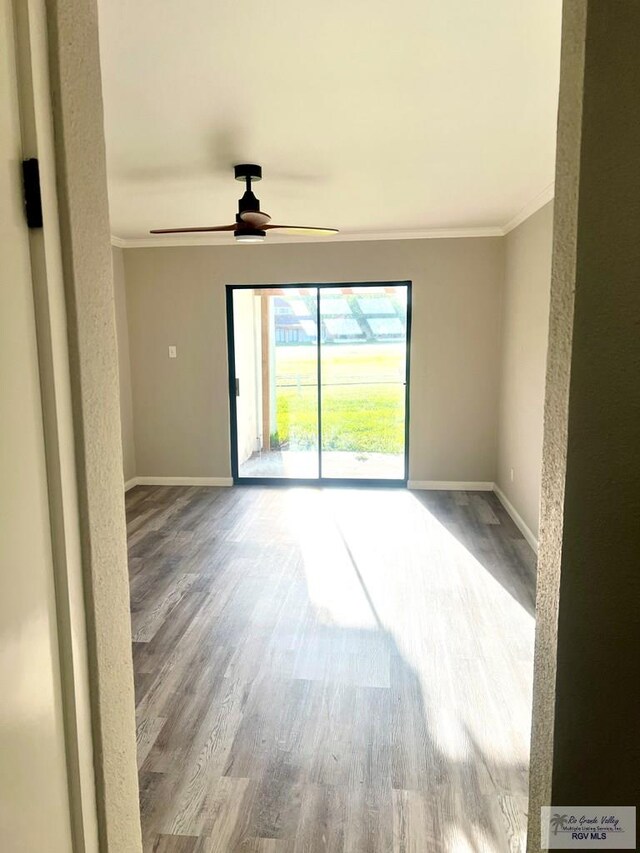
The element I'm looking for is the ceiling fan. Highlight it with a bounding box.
[150,164,339,243]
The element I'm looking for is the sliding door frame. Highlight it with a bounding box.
[226,281,412,488]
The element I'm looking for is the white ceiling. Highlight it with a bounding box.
[98,0,561,243]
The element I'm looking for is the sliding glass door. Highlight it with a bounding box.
[230,287,320,479]
[227,282,410,485]
[319,286,408,480]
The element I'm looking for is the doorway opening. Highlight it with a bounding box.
[227,282,412,485]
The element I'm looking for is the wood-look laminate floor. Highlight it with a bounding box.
[127,486,536,853]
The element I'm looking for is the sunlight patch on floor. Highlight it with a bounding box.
[447,826,502,853]
[284,487,535,770]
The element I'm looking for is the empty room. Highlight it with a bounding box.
[4,0,639,852]
[104,2,557,849]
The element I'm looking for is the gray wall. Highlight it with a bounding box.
[122,237,504,482]
[497,203,553,540]
[113,247,136,481]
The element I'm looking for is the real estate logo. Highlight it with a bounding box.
[541,807,636,849]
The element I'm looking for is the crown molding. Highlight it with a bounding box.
[109,185,556,249]
[502,182,555,235]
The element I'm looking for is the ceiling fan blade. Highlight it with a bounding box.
[149,224,236,234]
[239,210,272,227]
[264,224,339,235]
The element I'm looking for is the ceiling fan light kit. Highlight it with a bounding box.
[235,231,266,243]
[150,163,338,243]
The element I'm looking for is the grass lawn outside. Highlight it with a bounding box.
[274,343,406,454]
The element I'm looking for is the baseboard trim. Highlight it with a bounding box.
[126,476,492,492]
[131,476,233,488]
[408,480,494,491]
[124,475,538,550]
[493,484,538,554]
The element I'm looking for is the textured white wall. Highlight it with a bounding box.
[529,1,640,847]
[46,0,142,849]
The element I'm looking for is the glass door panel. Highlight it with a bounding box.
[319,285,408,480]
[233,287,319,479]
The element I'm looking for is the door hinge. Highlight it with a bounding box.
[22,158,43,229]
[235,378,240,396]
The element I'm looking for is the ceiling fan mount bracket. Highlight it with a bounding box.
[234,163,262,182]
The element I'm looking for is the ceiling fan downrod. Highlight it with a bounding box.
[235,163,262,217]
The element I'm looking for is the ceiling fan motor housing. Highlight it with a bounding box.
[237,189,261,217]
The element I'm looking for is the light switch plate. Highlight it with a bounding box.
[168,345,177,359]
